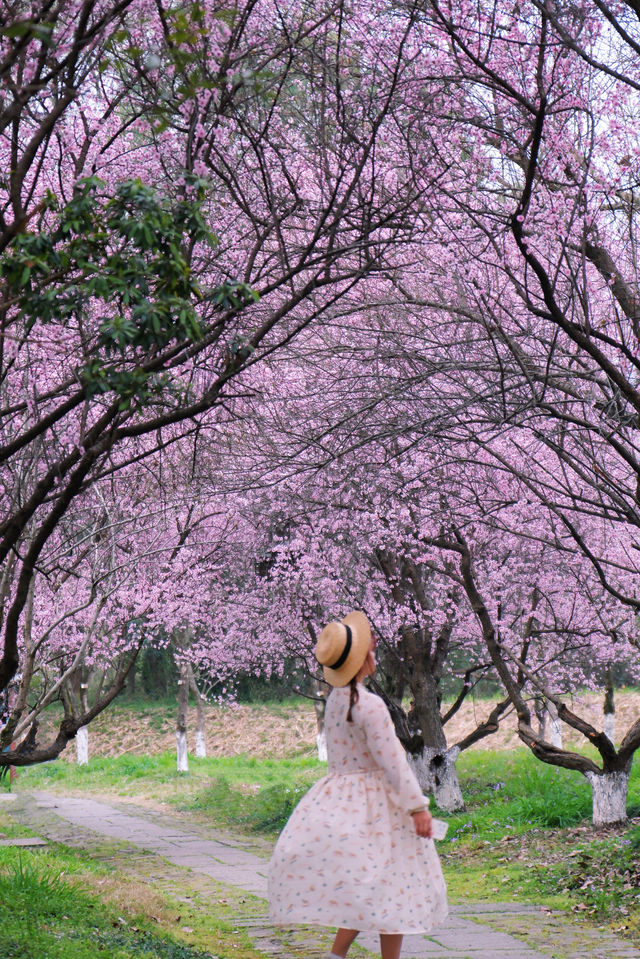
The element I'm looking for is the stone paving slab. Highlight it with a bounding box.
[0,836,48,846]
[5,791,640,959]
[30,792,270,898]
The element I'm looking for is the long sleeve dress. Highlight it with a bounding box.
[268,683,448,934]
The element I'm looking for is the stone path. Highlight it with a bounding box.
[5,791,639,959]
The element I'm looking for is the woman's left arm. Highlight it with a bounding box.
[360,693,429,815]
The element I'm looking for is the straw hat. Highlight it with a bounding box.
[314,611,371,687]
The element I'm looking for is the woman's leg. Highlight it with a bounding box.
[330,927,359,957]
[380,933,403,959]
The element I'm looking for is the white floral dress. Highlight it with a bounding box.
[268,684,448,934]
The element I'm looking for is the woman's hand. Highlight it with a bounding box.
[411,809,432,838]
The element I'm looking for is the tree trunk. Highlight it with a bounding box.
[75,681,89,766]
[373,552,465,811]
[443,534,639,827]
[535,701,562,747]
[402,643,464,812]
[380,641,407,703]
[585,769,630,825]
[534,696,547,740]
[76,726,89,765]
[0,641,143,770]
[176,663,189,773]
[187,663,206,758]
[313,680,328,762]
[408,745,463,812]
[194,729,206,758]
[604,712,615,745]
[603,667,615,745]
[547,701,563,749]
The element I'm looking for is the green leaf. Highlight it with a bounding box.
[2,173,254,404]
[0,20,54,43]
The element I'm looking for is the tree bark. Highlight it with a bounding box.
[585,769,630,826]
[76,681,89,766]
[603,667,615,745]
[176,662,189,773]
[313,679,328,762]
[187,663,206,758]
[535,697,547,740]
[604,712,615,746]
[408,744,463,812]
[546,701,563,749]
[76,726,89,766]
[401,628,465,811]
[534,701,562,747]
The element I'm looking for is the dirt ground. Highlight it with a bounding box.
[54,690,640,760]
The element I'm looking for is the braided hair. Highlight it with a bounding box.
[346,675,359,723]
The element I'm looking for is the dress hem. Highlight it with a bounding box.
[269,914,449,935]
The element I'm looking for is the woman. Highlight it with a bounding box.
[268,611,448,959]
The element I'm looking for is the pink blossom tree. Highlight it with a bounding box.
[5,0,640,829]
[371,0,640,821]
[0,0,436,768]
[181,410,634,815]
[0,451,236,768]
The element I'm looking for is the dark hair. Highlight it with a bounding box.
[346,676,359,723]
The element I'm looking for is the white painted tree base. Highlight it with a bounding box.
[538,705,562,748]
[603,712,615,745]
[409,745,464,812]
[585,769,629,825]
[316,730,328,762]
[76,727,89,766]
[195,730,207,758]
[176,731,189,773]
[547,716,563,749]
[434,747,464,812]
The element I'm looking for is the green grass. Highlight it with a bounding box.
[14,742,640,839]
[434,749,640,937]
[439,749,640,837]
[183,774,313,831]
[15,750,323,791]
[8,739,640,945]
[440,750,593,839]
[181,754,323,830]
[14,751,326,835]
[0,844,261,959]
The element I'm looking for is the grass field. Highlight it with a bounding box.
[0,820,269,959]
[11,741,640,938]
[3,695,640,954]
